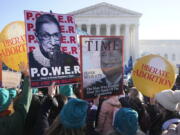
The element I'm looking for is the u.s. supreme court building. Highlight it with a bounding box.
[69,2,180,72]
[69,2,142,64]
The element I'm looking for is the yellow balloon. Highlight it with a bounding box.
[132,54,176,97]
[0,21,27,71]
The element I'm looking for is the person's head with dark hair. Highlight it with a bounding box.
[38,87,48,96]
[35,14,61,59]
[100,38,122,83]
[119,96,130,108]
[128,87,144,103]
[73,83,81,98]
[35,14,60,34]
[48,94,67,125]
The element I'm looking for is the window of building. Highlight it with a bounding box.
[172,54,176,61]
[164,54,168,59]
[81,24,87,32]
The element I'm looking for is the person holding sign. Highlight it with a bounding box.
[0,62,32,135]
[28,14,80,84]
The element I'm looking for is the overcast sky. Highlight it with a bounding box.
[1,0,180,39]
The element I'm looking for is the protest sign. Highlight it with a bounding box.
[2,70,22,88]
[24,10,80,87]
[132,54,176,97]
[80,36,124,99]
[0,21,28,71]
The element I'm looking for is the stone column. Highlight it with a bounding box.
[134,24,139,60]
[124,24,130,64]
[106,24,111,36]
[96,24,100,36]
[87,24,91,35]
[116,24,121,36]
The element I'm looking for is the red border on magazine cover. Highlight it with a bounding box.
[80,35,124,99]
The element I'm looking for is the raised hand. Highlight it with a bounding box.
[18,62,29,77]
[48,82,56,97]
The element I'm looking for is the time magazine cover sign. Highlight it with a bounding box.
[80,36,124,99]
[24,10,80,88]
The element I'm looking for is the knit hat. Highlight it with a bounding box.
[155,89,180,111]
[114,108,139,135]
[162,118,180,130]
[59,85,74,97]
[0,88,17,112]
[59,98,88,128]
[8,88,17,98]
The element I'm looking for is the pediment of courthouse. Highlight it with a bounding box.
[68,2,142,63]
[69,2,142,17]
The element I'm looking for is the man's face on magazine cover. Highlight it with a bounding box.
[100,39,122,77]
[37,22,61,58]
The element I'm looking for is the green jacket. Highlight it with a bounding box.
[0,77,32,135]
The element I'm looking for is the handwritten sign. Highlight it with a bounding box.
[2,70,22,88]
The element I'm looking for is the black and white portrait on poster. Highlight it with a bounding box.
[80,36,124,99]
[24,10,80,87]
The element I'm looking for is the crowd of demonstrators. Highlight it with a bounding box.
[1,69,180,135]
[2,11,180,135]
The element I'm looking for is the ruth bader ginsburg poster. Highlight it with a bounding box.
[24,10,80,88]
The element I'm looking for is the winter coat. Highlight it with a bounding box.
[34,95,58,135]
[86,104,101,135]
[23,94,43,135]
[0,77,32,135]
[96,96,121,135]
[147,104,180,135]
